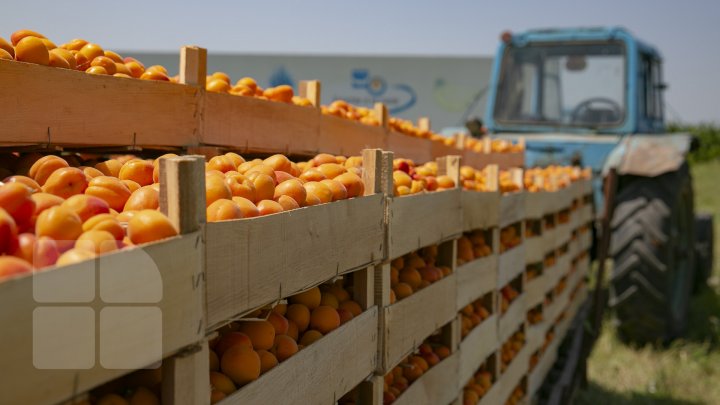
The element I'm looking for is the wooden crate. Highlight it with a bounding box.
[0,157,206,405]
[525,191,550,220]
[498,244,525,290]
[528,331,559,396]
[220,308,379,405]
[393,351,460,405]
[462,149,524,171]
[478,377,504,405]
[500,192,525,229]
[386,130,433,164]
[318,114,386,157]
[498,292,526,344]
[458,315,499,390]
[497,346,530,405]
[525,233,552,265]
[0,59,200,148]
[461,191,501,233]
[525,271,550,312]
[456,240,498,312]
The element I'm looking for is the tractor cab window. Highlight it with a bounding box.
[494,42,626,129]
[639,55,664,121]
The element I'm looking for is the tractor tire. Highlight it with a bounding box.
[609,164,695,344]
[693,213,714,290]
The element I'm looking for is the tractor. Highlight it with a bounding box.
[479,27,714,344]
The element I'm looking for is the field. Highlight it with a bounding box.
[576,160,720,405]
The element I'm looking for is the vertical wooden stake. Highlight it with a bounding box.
[483,137,492,154]
[354,267,375,310]
[437,155,461,187]
[485,164,499,192]
[179,46,207,88]
[517,136,526,150]
[162,342,210,405]
[417,117,431,132]
[358,375,384,405]
[362,149,384,196]
[510,168,524,191]
[381,151,394,197]
[374,102,389,129]
[160,156,206,234]
[298,80,321,107]
[455,132,467,150]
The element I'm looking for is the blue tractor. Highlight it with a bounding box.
[482,27,713,344]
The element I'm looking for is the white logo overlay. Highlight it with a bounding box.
[33,240,163,370]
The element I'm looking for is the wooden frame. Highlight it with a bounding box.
[456,248,498,312]
[498,244,526,290]
[461,191,501,233]
[458,314,499,391]
[393,351,460,405]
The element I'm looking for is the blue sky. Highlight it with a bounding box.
[3,0,719,124]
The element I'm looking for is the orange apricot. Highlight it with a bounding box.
[220,346,261,386]
[393,282,414,300]
[257,200,283,216]
[316,163,346,179]
[140,70,170,81]
[207,199,243,222]
[15,36,49,65]
[304,192,321,206]
[225,172,256,201]
[123,186,159,211]
[3,176,41,193]
[91,56,117,75]
[257,349,278,373]
[231,197,260,218]
[286,320,299,341]
[299,329,323,346]
[207,79,231,93]
[207,155,237,173]
[399,267,422,289]
[319,292,339,309]
[236,320,276,351]
[263,154,292,173]
[299,169,327,182]
[272,335,298,362]
[276,195,300,211]
[303,182,333,204]
[289,287,321,309]
[79,166,104,180]
[85,176,132,211]
[0,255,32,280]
[61,194,110,222]
[0,182,36,228]
[436,175,456,189]
[338,300,362,317]
[309,305,340,334]
[267,312,289,336]
[85,66,108,75]
[125,61,145,78]
[0,208,19,255]
[56,248,95,266]
[30,192,64,218]
[127,210,178,245]
[334,172,364,198]
[119,159,154,186]
[338,308,354,324]
[75,230,118,254]
[206,175,233,207]
[95,159,123,177]
[209,371,236,395]
[0,36,14,57]
[214,332,253,357]
[42,167,88,199]
[29,156,70,185]
[273,179,306,206]
[79,43,104,62]
[286,304,310,332]
[320,179,348,201]
[36,205,83,242]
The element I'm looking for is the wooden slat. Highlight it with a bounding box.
[456,254,497,312]
[221,308,378,405]
[525,274,550,311]
[387,189,463,259]
[386,131,434,164]
[381,274,457,373]
[461,191,501,232]
[205,194,385,328]
[528,332,560,396]
[525,191,549,219]
[202,92,320,156]
[498,245,525,289]
[478,377,504,405]
[500,191,526,228]
[161,341,209,405]
[393,352,460,405]
[298,80,321,107]
[497,346,530,404]
[524,235,551,265]
[0,59,200,148]
[458,315,499,390]
[498,293,526,344]
[179,46,207,87]
[318,115,387,158]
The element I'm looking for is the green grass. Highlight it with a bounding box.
[576,160,720,405]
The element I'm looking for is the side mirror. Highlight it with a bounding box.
[656,82,668,91]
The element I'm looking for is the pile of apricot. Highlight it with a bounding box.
[499,170,522,194]
[321,100,381,126]
[500,330,525,373]
[525,219,541,238]
[527,307,543,325]
[388,117,455,147]
[389,245,451,303]
[460,297,491,338]
[457,230,493,265]
[554,276,567,296]
[382,334,451,404]
[460,137,524,154]
[544,252,557,268]
[525,263,541,281]
[208,278,363,403]
[0,153,181,279]
[500,284,520,314]
[85,368,162,404]
[390,158,456,196]
[204,72,313,107]
[459,165,493,192]
[504,384,526,405]
[1,29,174,81]
[462,361,494,405]
[499,224,521,253]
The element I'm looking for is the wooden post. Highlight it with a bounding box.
[510,168,524,191]
[357,375,384,405]
[298,80,321,107]
[485,164,499,192]
[455,132,467,150]
[483,137,492,154]
[437,155,462,187]
[374,102,389,129]
[179,46,207,88]
[362,148,384,196]
[161,341,210,405]
[417,117,431,132]
[159,156,206,234]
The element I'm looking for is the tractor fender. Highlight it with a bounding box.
[602,133,692,177]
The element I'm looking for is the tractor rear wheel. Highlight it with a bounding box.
[609,164,695,344]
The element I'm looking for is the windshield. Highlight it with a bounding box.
[494,42,626,128]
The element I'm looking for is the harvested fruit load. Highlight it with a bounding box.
[0,154,181,280]
[390,158,456,196]
[382,332,451,404]
[208,278,363,403]
[543,328,555,353]
[462,360,495,405]
[459,137,524,154]
[544,213,556,230]
[86,368,162,404]
[1,29,174,80]
[459,165,495,192]
[557,208,570,224]
[525,263,541,281]
[554,276,568,296]
[459,294,492,338]
[205,152,365,220]
[500,282,520,314]
[500,330,525,373]
[529,350,540,371]
[524,165,590,192]
[389,245,451,303]
[457,230,493,265]
[558,243,569,257]
[204,72,313,107]
[499,223,521,253]
[504,384,525,405]
[527,306,543,325]
[321,100,382,126]
[388,117,454,146]
[544,251,557,268]
[525,219,541,238]
[499,169,522,193]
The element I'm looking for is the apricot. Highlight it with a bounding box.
[215,332,253,357]
[78,43,104,62]
[231,197,260,218]
[267,312,289,336]
[263,85,294,103]
[326,284,351,303]
[316,163,346,180]
[125,61,145,78]
[270,335,298,362]
[0,182,36,229]
[436,175,456,189]
[286,304,310,332]
[309,305,340,334]
[399,267,422,289]
[209,371,236,395]
[273,179,306,206]
[256,200,283,216]
[0,36,14,58]
[290,287,321,309]
[207,155,237,173]
[29,156,70,185]
[225,172,254,200]
[274,195,298,211]
[0,208,19,255]
[304,182,333,204]
[209,349,220,371]
[60,194,110,223]
[299,329,323,346]
[303,192,321,206]
[334,172,364,198]
[90,56,117,75]
[236,320,275,351]
[403,362,423,382]
[75,230,117,254]
[319,179,348,201]
[85,66,108,75]
[30,192,64,219]
[235,77,257,92]
[56,248,95,266]
[207,199,243,222]
[0,48,10,60]
[220,346,261,386]
[339,300,362,317]
[41,167,88,199]
[48,50,71,69]
[257,349,278,373]
[264,155,293,173]
[95,394,129,405]
[118,159,153,187]
[80,213,123,241]
[3,176,41,193]
[284,321,299,341]
[95,159,123,177]
[202,174,232,208]
[36,205,83,242]
[393,171,412,189]
[434,346,450,359]
[127,209,177,244]
[85,176,131,212]
[140,70,170,81]
[123,186,159,212]
[114,63,132,77]
[15,36,49,65]
[297,169,324,183]
[393,282,413,300]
